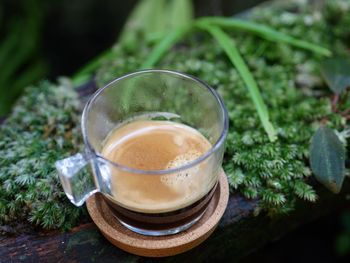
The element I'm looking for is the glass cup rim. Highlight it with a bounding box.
[81,69,229,175]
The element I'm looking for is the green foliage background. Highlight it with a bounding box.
[0,0,349,232]
[0,0,47,117]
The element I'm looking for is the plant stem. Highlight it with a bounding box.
[197,17,332,57]
[331,93,339,112]
[197,22,277,142]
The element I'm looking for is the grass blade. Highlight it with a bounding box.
[141,26,191,69]
[198,23,277,142]
[197,17,331,57]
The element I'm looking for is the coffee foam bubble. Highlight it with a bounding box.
[165,150,201,169]
[160,150,202,189]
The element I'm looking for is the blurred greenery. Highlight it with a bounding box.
[0,0,47,117]
[0,0,268,118]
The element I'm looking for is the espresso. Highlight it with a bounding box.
[101,120,215,214]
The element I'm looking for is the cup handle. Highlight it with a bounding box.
[55,153,99,206]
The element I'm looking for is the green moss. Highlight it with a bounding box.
[0,79,85,230]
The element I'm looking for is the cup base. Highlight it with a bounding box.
[114,209,206,236]
[103,181,218,237]
[86,170,229,257]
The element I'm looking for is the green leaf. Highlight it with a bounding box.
[143,0,167,43]
[118,0,167,48]
[117,0,155,47]
[197,22,277,142]
[320,57,350,94]
[310,126,346,194]
[197,17,332,57]
[168,0,194,29]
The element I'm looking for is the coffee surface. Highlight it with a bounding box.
[101,120,216,213]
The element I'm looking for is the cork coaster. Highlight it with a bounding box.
[86,170,229,257]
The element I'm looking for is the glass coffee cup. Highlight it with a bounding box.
[56,70,228,236]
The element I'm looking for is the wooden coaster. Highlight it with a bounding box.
[86,170,229,257]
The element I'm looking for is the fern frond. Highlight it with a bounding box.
[293,180,318,202]
[262,190,286,205]
[226,165,245,189]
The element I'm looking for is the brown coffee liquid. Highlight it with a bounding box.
[101,120,214,214]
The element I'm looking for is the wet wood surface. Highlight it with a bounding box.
[1,181,349,263]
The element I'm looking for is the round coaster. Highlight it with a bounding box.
[86,170,229,257]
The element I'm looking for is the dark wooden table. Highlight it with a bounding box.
[1,179,349,262]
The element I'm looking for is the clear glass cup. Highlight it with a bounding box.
[56,69,228,236]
